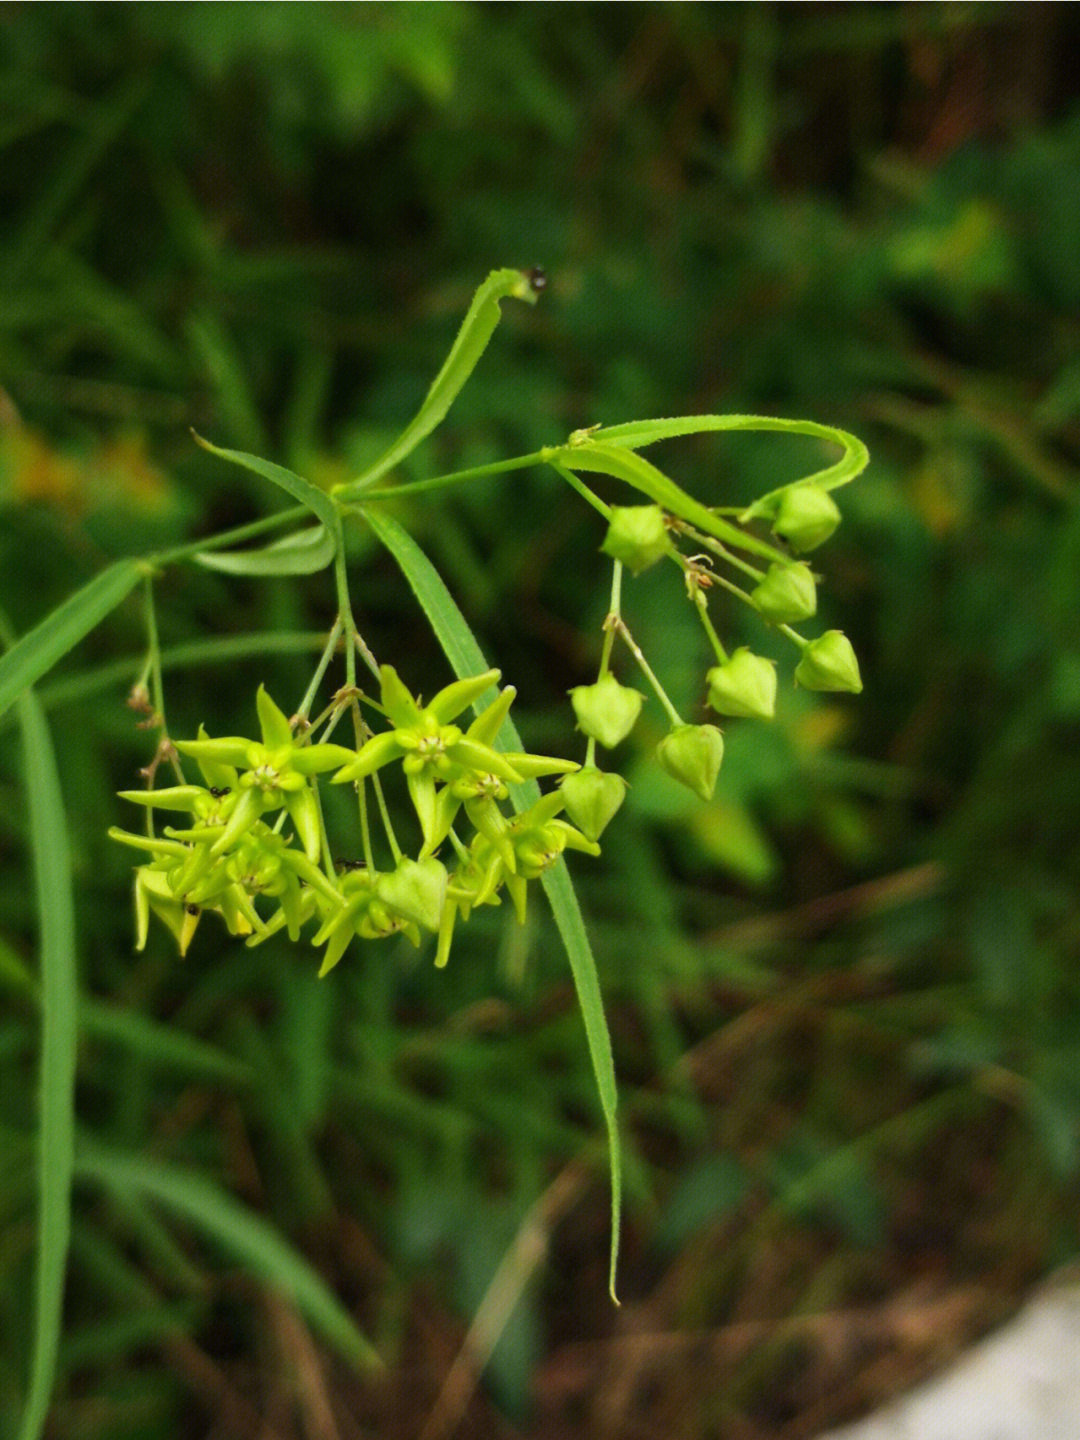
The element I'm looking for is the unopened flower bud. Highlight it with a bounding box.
[376,856,449,933]
[772,485,841,552]
[601,505,671,575]
[794,630,863,693]
[706,648,777,720]
[656,724,724,802]
[751,562,817,625]
[569,673,643,748]
[560,767,627,841]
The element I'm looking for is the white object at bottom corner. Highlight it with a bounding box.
[816,1279,1080,1440]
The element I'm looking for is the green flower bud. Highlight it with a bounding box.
[376,856,449,933]
[569,673,643,748]
[771,485,841,552]
[751,562,817,625]
[794,630,863,693]
[656,724,724,802]
[559,766,627,841]
[706,648,777,720]
[601,505,671,575]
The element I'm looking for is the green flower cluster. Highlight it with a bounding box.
[111,671,594,973]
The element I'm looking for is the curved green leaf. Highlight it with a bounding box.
[194,524,336,577]
[10,657,78,1440]
[588,413,870,493]
[360,504,622,1300]
[191,433,338,530]
[341,268,542,498]
[549,442,788,563]
[75,1143,381,1371]
[0,558,143,721]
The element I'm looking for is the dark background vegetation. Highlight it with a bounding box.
[3,4,1080,1437]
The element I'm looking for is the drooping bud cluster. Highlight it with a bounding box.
[111,670,597,972]
[561,469,862,816]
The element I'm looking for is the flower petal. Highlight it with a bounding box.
[450,738,524,783]
[256,684,294,749]
[331,729,401,783]
[466,685,516,746]
[117,786,208,813]
[283,787,322,862]
[501,752,578,779]
[191,725,240,790]
[406,771,439,847]
[209,786,264,855]
[379,665,423,729]
[428,669,501,724]
[174,736,253,768]
[289,742,357,775]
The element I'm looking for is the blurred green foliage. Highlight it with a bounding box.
[2,4,1080,1436]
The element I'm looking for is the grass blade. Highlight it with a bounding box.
[11,672,78,1440]
[75,1144,381,1371]
[341,268,541,497]
[0,559,143,721]
[359,507,497,705]
[80,1003,251,1086]
[360,504,622,1298]
[191,433,338,530]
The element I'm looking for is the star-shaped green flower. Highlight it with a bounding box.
[434,792,599,967]
[173,686,354,859]
[333,666,576,848]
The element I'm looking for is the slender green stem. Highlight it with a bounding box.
[310,781,337,881]
[550,462,613,521]
[141,578,185,798]
[149,505,309,568]
[702,567,756,610]
[295,619,343,723]
[332,522,358,690]
[314,697,350,747]
[356,778,375,873]
[693,590,729,664]
[347,702,378,871]
[345,451,546,504]
[143,578,166,731]
[585,736,597,768]
[676,523,765,583]
[780,623,809,649]
[612,618,684,728]
[370,770,401,865]
[332,515,380,684]
[597,562,623,679]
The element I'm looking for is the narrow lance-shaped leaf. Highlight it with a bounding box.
[8,630,78,1440]
[190,432,338,530]
[341,268,542,497]
[194,524,336,576]
[361,505,623,1299]
[75,1143,381,1371]
[0,558,143,721]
